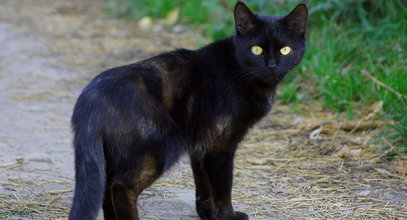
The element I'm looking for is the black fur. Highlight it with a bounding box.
[69,2,307,220]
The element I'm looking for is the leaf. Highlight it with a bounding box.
[340,121,383,131]
[394,161,407,175]
[165,8,179,25]
[309,127,322,140]
[363,101,383,121]
[138,16,153,30]
[370,101,384,113]
[335,145,361,159]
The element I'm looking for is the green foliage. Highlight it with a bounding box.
[105,0,407,155]
[301,0,407,153]
[386,100,407,156]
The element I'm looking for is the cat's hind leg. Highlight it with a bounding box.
[109,153,163,220]
[106,129,185,220]
[102,185,116,220]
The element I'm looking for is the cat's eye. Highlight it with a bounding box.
[251,46,263,55]
[280,46,291,55]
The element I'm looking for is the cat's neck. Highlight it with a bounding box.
[196,36,237,69]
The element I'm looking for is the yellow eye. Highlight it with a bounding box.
[280,46,291,55]
[251,46,263,55]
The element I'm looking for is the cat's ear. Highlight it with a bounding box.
[234,1,259,35]
[284,3,308,35]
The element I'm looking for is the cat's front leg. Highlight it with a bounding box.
[203,149,249,220]
[191,158,217,219]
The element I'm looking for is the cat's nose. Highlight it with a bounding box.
[267,63,277,72]
[267,63,277,68]
[267,58,277,69]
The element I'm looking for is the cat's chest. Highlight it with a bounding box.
[214,114,234,138]
[213,94,274,140]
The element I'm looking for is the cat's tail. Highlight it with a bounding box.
[68,116,105,220]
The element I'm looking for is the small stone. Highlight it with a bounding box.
[342,209,354,214]
[357,190,371,196]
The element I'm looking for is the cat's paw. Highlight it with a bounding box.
[218,211,249,220]
[234,211,249,220]
[196,198,217,219]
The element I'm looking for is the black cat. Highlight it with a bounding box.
[69,2,307,220]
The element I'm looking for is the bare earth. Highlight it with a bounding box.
[0,0,406,219]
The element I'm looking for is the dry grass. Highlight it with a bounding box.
[0,190,71,219]
[230,103,407,219]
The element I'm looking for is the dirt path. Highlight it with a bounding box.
[0,0,406,219]
[0,0,199,219]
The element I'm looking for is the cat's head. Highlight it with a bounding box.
[233,2,307,83]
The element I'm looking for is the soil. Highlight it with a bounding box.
[0,0,406,219]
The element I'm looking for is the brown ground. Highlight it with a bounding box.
[0,0,406,219]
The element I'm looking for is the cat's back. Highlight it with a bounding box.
[73,48,197,117]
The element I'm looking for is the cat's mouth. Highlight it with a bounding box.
[236,67,286,84]
[262,69,287,83]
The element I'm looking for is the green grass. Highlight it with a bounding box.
[105,0,407,156]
